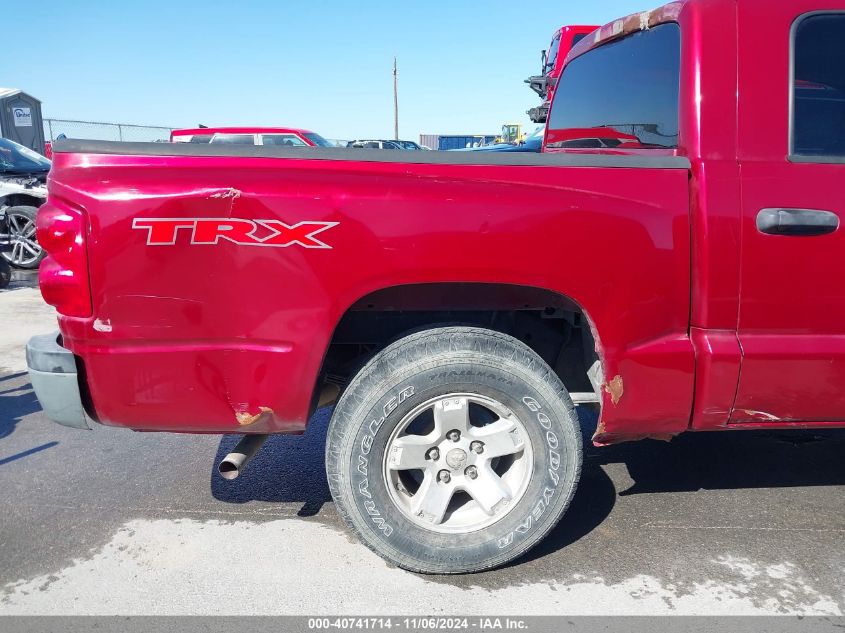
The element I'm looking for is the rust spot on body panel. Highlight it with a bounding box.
[604,375,624,405]
[569,2,683,64]
[235,406,273,426]
[593,429,677,446]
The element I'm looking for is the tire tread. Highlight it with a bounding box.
[326,326,583,574]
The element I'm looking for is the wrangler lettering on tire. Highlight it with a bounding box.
[325,327,583,574]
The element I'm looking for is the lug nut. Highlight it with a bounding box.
[438,470,451,484]
[470,441,484,454]
[426,447,440,461]
[447,430,461,442]
[465,465,478,480]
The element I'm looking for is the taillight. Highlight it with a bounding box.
[37,202,92,317]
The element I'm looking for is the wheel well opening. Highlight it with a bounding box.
[0,195,43,210]
[312,283,602,415]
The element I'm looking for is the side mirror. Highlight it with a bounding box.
[540,49,547,71]
[56,133,67,141]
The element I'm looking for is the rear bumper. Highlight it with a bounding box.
[26,332,92,430]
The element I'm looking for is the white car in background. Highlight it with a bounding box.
[0,138,49,269]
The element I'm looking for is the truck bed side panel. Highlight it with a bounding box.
[49,148,693,441]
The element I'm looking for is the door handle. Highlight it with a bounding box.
[757,208,839,236]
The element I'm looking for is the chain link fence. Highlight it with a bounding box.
[43,119,175,143]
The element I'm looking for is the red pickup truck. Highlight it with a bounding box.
[27,0,845,574]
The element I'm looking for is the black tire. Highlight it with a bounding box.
[326,326,582,574]
[0,259,10,289]
[2,206,45,269]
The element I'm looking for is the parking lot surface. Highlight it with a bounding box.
[0,278,843,615]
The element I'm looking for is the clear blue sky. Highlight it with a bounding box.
[9,0,649,140]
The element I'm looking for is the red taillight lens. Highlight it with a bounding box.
[37,202,92,317]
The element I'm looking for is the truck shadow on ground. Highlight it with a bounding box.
[592,423,845,495]
[0,373,59,466]
[210,404,845,565]
[0,373,41,441]
[210,407,334,516]
[520,416,845,569]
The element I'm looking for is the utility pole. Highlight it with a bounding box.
[393,57,399,140]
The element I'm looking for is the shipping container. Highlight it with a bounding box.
[419,134,497,151]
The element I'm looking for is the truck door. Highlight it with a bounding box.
[734,4,845,423]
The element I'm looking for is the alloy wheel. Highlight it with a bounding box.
[3,211,42,268]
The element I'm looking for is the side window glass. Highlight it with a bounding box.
[210,134,255,145]
[545,34,562,73]
[262,134,307,147]
[792,14,845,158]
[547,23,681,150]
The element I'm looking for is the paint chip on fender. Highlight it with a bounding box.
[209,188,241,199]
[235,406,273,426]
[604,375,624,405]
[93,318,112,332]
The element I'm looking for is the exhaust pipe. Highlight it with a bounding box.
[218,434,268,480]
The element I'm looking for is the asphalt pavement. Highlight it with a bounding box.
[0,275,843,615]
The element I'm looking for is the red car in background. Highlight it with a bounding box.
[526,24,598,123]
[170,126,334,147]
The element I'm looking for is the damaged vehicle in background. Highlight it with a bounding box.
[0,138,49,269]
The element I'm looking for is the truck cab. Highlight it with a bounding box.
[525,24,598,123]
[544,0,845,427]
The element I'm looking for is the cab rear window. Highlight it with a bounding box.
[547,23,681,150]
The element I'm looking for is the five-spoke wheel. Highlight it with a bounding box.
[326,326,582,574]
[384,394,532,532]
[2,206,44,269]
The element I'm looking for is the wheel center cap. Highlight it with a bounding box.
[445,448,467,470]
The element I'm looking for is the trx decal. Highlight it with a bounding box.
[132,218,339,249]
